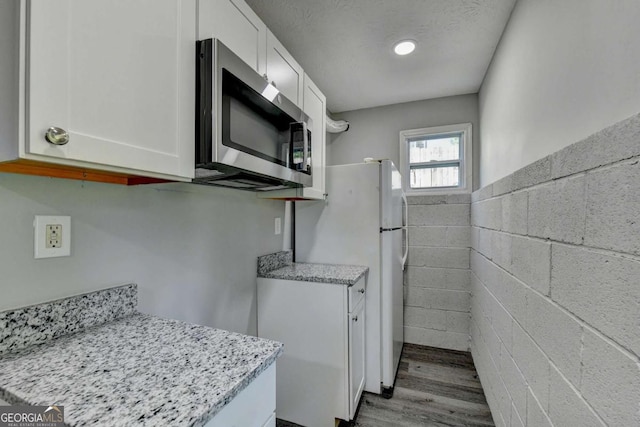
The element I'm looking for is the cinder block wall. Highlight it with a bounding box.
[404,194,471,351]
[470,113,640,427]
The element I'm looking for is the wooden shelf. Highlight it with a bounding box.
[0,159,172,186]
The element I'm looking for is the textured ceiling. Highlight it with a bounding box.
[244,0,516,113]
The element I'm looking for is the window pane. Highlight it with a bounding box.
[410,166,459,189]
[409,135,460,163]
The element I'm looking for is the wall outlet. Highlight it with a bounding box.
[275,217,282,235]
[34,215,71,259]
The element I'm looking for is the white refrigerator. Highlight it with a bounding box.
[295,159,408,395]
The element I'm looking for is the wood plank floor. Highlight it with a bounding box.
[277,344,495,427]
[354,344,494,426]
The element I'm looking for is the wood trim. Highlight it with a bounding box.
[0,159,173,186]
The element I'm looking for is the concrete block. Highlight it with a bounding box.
[404,307,446,330]
[481,314,503,369]
[585,159,640,256]
[445,311,470,333]
[478,228,493,259]
[404,326,469,351]
[510,236,551,295]
[471,226,480,250]
[424,289,470,312]
[526,390,553,427]
[500,349,527,418]
[404,306,426,327]
[472,329,502,416]
[407,247,470,269]
[495,375,512,427]
[408,226,470,247]
[491,298,513,354]
[407,194,471,205]
[407,195,448,205]
[403,285,425,308]
[552,112,640,179]
[551,244,640,354]
[501,191,528,235]
[512,156,552,191]
[549,365,606,427]
[528,174,586,244]
[497,270,527,326]
[492,175,514,197]
[491,231,512,270]
[513,322,550,410]
[408,226,447,246]
[408,204,470,226]
[470,275,485,327]
[445,226,471,247]
[526,291,583,386]
[446,194,472,204]
[471,197,502,230]
[404,266,470,290]
[471,250,501,291]
[510,403,524,427]
[474,184,494,202]
[581,329,640,427]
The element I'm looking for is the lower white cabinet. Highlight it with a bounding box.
[204,364,276,427]
[257,276,366,427]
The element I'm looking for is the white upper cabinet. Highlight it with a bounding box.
[302,74,327,199]
[265,30,304,107]
[198,0,267,74]
[25,0,196,179]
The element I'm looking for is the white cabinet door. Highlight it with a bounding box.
[265,31,303,107]
[349,298,366,419]
[199,0,267,74]
[203,364,276,427]
[26,0,196,179]
[302,74,327,200]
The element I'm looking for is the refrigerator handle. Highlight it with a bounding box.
[401,192,409,270]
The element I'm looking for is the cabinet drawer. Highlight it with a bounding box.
[348,276,366,312]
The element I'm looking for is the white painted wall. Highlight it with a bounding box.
[329,94,480,190]
[0,173,285,336]
[479,0,640,186]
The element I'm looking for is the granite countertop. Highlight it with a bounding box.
[0,285,283,427]
[257,251,368,286]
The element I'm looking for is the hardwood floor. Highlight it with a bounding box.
[354,344,495,426]
[277,343,494,427]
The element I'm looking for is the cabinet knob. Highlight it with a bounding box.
[352,315,358,322]
[358,288,365,294]
[45,127,69,145]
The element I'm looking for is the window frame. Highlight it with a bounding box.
[399,123,472,195]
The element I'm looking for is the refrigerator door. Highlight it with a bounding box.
[380,160,404,229]
[295,162,384,394]
[381,227,404,389]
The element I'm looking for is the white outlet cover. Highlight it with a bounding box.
[275,217,282,235]
[34,215,71,259]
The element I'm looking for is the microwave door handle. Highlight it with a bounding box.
[303,122,309,173]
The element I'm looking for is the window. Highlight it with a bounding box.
[399,123,472,194]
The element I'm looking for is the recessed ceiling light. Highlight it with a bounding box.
[394,40,416,56]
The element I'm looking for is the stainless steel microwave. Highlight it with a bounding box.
[194,39,313,191]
